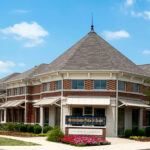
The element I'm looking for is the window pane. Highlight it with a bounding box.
[133,83,139,92]
[118,81,125,91]
[71,80,84,89]
[2,110,4,121]
[36,108,40,123]
[94,108,105,117]
[94,80,107,89]
[22,87,26,94]
[72,108,83,116]
[56,81,62,90]
[72,80,77,89]
[84,107,92,115]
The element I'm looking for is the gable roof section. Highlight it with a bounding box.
[39,31,148,76]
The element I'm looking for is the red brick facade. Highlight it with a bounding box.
[85,80,94,90]
[107,80,116,90]
[26,102,35,123]
[63,80,71,89]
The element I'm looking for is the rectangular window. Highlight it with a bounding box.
[84,107,92,116]
[9,89,13,96]
[14,88,19,95]
[20,87,26,95]
[118,81,126,91]
[72,108,83,116]
[71,80,84,89]
[1,110,5,122]
[94,80,107,89]
[35,108,40,123]
[14,109,18,122]
[133,83,139,92]
[44,83,50,91]
[94,108,105,117]
[55,81,62,90]
[7,109,12,122]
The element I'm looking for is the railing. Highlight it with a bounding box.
[65,116,106,126]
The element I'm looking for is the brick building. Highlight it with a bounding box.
[0,25,150,138]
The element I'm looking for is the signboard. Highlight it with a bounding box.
[65,116,106,126]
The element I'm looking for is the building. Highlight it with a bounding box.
[0,25,150,138]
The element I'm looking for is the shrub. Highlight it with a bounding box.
[5,123,14,131]
[0,123,6,130]
[132,128,138,136]
[47,126,64,142]
[33,125,42,134]
[125,129,132,138]
[27,125,34,133]
[43,126,53,133]
[20,124,27,132]
[137,128,146,136]
[13,123,21,131]
[145,127,150,137]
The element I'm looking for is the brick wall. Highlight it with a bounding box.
[26,102,35,123]
[126,82,133,92]
[85,80,94,90]
[107,80,116,90]
[50,81,56,91]
[63,80,71,89]
[7,96,25,101]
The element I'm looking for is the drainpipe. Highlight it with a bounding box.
[116,75,119,137]
[24,82,27,124]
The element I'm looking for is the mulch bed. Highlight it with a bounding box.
[134,138,150,142]
[0,131,36,137]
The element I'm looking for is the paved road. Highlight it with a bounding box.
[0,135,150,150]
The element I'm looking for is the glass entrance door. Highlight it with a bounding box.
[118,108,125,136]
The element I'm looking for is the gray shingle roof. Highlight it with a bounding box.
[39,31,148,76]
[0,73,20,90]
[138,64,150,76]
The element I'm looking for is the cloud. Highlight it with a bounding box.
[142,50,150,55]
[18,63,26,67]
[125,0,135,6]
[102,30,130,40]
[12,9,29,14]
[131,10,150,20]
[1,22,49,47]
[0,61,15,74]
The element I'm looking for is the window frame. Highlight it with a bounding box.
[55,81,62,90]
[1,109,5,122]
[94,80,107,90]
[9,89,13,96]
[133,83,139,93]
[71,80,85,89]
[44,83,50,91]
[14,88,19,95]
[118,81,126,91]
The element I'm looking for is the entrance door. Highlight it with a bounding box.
[132,109,139,130]
[55,107,60,126]
[118,108,125,136]
[44,107,49,126]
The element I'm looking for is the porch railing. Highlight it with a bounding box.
[65,116,106,126]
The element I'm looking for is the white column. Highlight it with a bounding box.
[139,108,143,128]
[49,106,55,127]
[125,107,132,130]
[40,107,44,127]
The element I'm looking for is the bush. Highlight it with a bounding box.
[43,126,53,133]
[27,125,34,133]
[132,128,138,136]
[5,123,14,131]
[34,125,42,134]
[137,128,146,136]
[20,124,27,132]
[47,126,64,142]
[145,127,150,137]
[13,123,21,131]
[125,129,132,138]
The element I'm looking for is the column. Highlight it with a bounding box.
[40,107,44,127]
[139,108,143,128]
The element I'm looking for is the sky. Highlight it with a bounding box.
[0,0,150,78]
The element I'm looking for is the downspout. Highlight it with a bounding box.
[116,74,119,137]
[24,82,27,124]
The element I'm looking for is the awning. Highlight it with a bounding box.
[66,97,110,105]
[0,100,25,108]
[34,97,61,107]
[119,99,150,108]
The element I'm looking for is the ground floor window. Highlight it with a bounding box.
[7,109,12,122]
[14,109,18,122]
[146,110,150,126]
[72,108,83,116]
[1,109,5,122]
[35,108,40,123]
[44,107,49,125]
[20,109,25,123]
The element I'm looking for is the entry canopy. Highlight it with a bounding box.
[0,100,25,108]
[34,97,61,107]
[119,99,150,108]
[67,97,110,105]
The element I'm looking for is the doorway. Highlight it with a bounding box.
[118,108,125,136]
[132,109,139,129]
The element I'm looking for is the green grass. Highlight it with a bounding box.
[0,137,39,146]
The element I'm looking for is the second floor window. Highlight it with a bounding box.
[94,80,107,89]
[44,83,50,91]
[14,88,19,95]
[9,89,13,96]
[133,83,139,92]
[55,81,62,90]
[20,87,26,94]
[118,81,126,91]
[71,80,84,89]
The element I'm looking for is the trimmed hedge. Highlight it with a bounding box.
[137,128,146,136]
[124,129,132,138]
[33,125,42,134]
[43,126,53,133]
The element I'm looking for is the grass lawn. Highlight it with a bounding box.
[0,137,39,146]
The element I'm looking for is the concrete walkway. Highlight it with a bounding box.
[0,135,150,150]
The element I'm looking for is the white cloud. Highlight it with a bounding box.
[125,0,135,6]
[0,61,15,74]
[12,9,29,14]
[131,10,150,20]
[142,50,150,55]
[1,22,49,47]
[102,30,130,40]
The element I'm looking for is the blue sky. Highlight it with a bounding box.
[0,0,150,78]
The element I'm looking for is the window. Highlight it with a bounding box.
[44,83,50,91]
[9,89,13,96]
[1,109,5,122]
[94,108,105,117]
[94,80,107,89]
[71,80,84,89]
[84,107,92,116]
[72,108,83,116]
[146,110,150,126]
[7,109,12,122]
[55,81,62,90]
[20,87,26,95]
[118,81,126,91]
[133,83,139,92]
[14,109,18,122]
[14,88,19,95]
[35,108,40,123]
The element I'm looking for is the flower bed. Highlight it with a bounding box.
[60,136,110,146]
[130,136,150,142]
